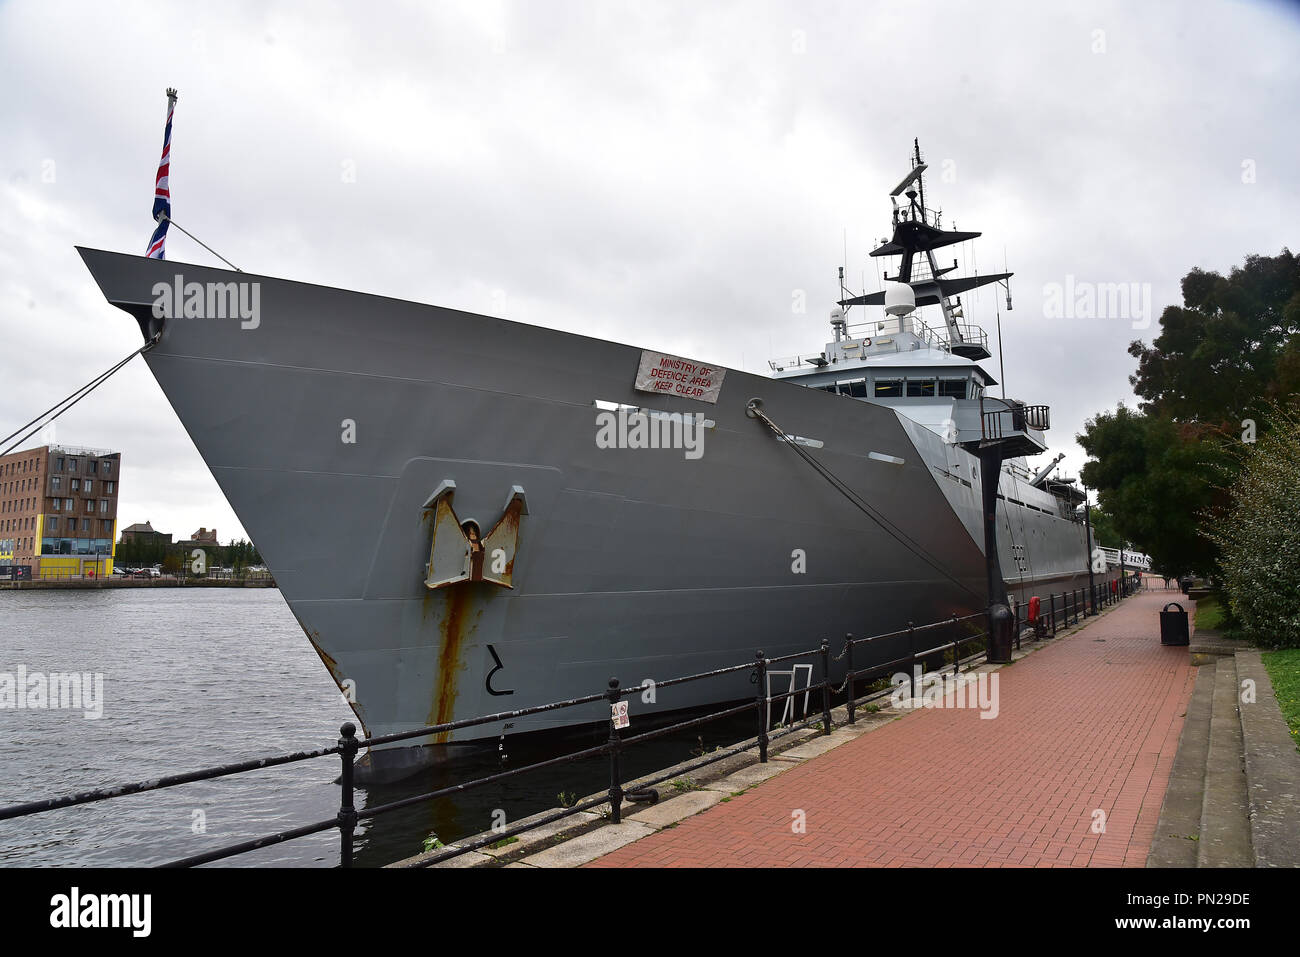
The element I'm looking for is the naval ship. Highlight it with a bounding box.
[79,143,1099,779]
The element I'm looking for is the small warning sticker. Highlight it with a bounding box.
[611,700,630,730]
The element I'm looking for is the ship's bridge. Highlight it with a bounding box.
[769,313,1049,457]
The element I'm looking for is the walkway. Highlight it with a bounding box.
[588,590,1196,867]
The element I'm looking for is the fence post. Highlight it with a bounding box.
[820,638,833,735]
[755,652,769,762]
[908,621,916,698]
[605,678,623,824]
[337,722,359,868]
[952,616,963,675]
[844,633,856,725]
[1050,593,1057,637]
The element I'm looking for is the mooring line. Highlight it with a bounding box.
[0,337,157,456]
[747,400,984,605]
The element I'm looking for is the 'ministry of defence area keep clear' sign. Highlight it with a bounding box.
[634,350,726,404]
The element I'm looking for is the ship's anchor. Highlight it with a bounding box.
[422,481,527,590]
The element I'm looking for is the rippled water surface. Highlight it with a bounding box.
[0,589,752,867]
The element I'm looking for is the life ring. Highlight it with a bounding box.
[862,337,872,347]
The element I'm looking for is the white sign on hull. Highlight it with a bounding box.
[634,350,726,404]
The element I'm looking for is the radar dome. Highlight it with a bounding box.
[884,281,916,317]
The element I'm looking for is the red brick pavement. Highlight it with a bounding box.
[588,590,1196,868]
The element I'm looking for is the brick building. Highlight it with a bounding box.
[0,445,121,579]
[120,520,172,546]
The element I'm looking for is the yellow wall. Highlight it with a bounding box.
[35,513,116,578]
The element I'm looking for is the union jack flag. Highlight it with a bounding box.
[145,89,177,259]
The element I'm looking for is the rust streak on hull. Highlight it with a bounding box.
[426,584,482,744]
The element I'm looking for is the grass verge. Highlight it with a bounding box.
[1261,648,1300,754]
[1195,594,1227,631]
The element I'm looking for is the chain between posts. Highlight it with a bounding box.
[820,638,833,736]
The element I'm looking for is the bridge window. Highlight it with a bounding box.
[874,379,903,398]
[837,378,868,398]
[906,379,936,397]
[938,379,968,399]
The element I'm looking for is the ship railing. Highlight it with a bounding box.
[0,578,1143,868]
[981,397,1051,439]
[769,315,989,371]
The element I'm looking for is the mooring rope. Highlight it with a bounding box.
[747,401,984,605]
[0,336,158,457]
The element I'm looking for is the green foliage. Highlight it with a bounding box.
[1086,507,1123,551]
[1194,594,1228,632]
[1128,250,1300,422]
[114,534,262,575]
[1086,251,1300,579]
[1202,405,1300,648]
[1078,404,1230,578]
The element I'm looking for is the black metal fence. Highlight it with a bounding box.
[0,573,1139,868]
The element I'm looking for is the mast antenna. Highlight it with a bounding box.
[995,293,1006,399]
[913,138,926,218]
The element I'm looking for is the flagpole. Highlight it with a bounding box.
[147,87,242,273]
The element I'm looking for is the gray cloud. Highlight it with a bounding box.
[1,0,1298,542]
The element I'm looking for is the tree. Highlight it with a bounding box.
[1128,250,1300,424]
[1204,404,1300,648]
[1077,404,1230,578]
[1086,506,1123,551]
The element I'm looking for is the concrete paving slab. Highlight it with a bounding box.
[1148,664,1214,867]
[627,790,724,829]
[518,821,656,868]
[777,728,861,761]
[480,811,603,858]
[428,849,494,868]
[1236,650,1300,867]
[1198,657,1252,867]
[706,760,795,793]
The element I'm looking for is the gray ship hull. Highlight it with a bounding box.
[78,248,1091,776]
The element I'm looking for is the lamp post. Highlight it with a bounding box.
[1083,487,1097,616]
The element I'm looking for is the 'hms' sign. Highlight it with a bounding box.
[634,350,726,403]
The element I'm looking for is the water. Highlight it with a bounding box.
[0,589,757,867]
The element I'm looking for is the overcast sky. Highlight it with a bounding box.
[2,0,1298,544]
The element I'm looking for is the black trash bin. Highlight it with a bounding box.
[1160,602,1189,646]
